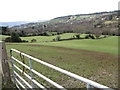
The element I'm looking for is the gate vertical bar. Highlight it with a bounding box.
[29,58,35,88]
[87,84,93,90]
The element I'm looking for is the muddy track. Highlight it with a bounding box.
[7,44,118,61]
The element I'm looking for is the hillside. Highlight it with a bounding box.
[1,10,120,36]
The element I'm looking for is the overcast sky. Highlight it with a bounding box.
[0,0,119,22]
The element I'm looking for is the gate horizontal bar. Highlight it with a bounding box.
[12,56,65,89]
[14,71,32,88]
[11,49,112,90]
[14,64,46,89]
[16,78,26,89]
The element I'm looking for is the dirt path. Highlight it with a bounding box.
[7,43,118,61]
[29,44,118,61]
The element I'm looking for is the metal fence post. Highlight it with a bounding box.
[87,84,93,90]
[29,58,35,88]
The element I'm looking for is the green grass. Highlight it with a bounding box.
[76,15,96,20]
[0,35,10,41]
[0,33,77,42]
[20,33,86,42]
[104,20,119,24]
[48,36,118,54]
[19,36,118,54]
[6,43,118,88]
[5,34,118,88]
[2,33,118,54]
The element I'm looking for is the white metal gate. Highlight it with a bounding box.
[10,48,113,90]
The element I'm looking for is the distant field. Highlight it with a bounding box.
[20,33,86,42]
[17,36,118,54]
[36,36,118,54]
[0,33,103,42]
[0,35,9,41]
[0,33,80,41]
[104,20,119,24]
[1,33,118,54]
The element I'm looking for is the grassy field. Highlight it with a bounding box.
[10,36,118,54]
[2,33,118,54]
[33,36,118,54]
[20,33,87,42]
[0,33,103,42]
[0,35,9,41]
[6,43,118,88]
[2,33,118,88]
[0,33,79,42]
[21,33,76,42]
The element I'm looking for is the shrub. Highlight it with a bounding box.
[5,37,28,43]
[85,34,95,39]
[53,38,56,41]
[52,34,55,36]
[95,34,101,39]
[10,32,22,42]
[31,39,37,43]
[56,36,61,41]
[5,37,11,42]
[22,40,29,42]
[5,32,22,42]
[73,35,75,38]
[75,34,80,39]
[89,34,95,39]
[103,35,107,38]
[74,33,81,39]
[85,35,90,39]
